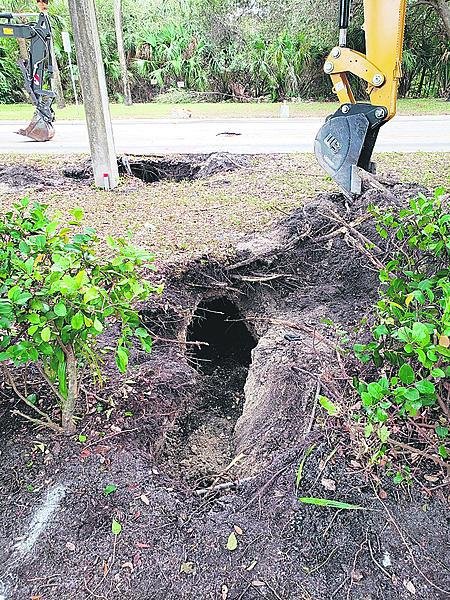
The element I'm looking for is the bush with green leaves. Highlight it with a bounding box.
[0,199,160,433]
[353,188,449,463]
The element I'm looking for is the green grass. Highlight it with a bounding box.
[0,98,448,121]
[0,152,448,265]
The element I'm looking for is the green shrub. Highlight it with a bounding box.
[0,199,160,433]
[353,189,449,463]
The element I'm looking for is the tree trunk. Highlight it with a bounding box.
[50,40,66,109]
[17,37,28,62]
[62,344,78,433]
[113,0,132,106]
[435,0,450,40]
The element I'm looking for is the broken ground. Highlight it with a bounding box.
[0,153,448,600]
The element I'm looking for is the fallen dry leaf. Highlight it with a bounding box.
[180,561,196,575]
[140,493,150,506]
[378,489,388,500]
[382,552,392,568]
[424,475,439,483]
[252,580,265,587]
[234,525,243,535]
[221,584,229,600]
[226,531,238,551]
[65,541,76,551]
[404,580,416,595]
[121,561,134,572]
[321,478,336,492]
[246,559,258,571]
[439,335,450,348]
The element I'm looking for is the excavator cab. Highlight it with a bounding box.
[0,0,55,142]
[314,0,407,196]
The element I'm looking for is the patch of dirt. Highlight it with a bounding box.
[0,183,448,600]
[0,163,68,192]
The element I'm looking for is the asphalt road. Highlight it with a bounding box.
[0,115,449,155]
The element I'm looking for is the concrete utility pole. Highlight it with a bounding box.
[67,0,119,189]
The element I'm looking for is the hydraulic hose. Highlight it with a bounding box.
[339,0,352,46]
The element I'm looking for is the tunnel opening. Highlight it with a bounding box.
[162,297,256,487]
[187,297,256,378]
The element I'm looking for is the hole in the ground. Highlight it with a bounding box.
[123,158,200,183]
[187,297,256,376]
[161,298,256,488]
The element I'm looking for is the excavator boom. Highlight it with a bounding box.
[0,0,55,141]
[314,0,407,196]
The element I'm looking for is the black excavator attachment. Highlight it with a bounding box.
[0,7,55,142]
[314,102,387,196]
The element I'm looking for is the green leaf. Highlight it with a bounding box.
[27,313,41,324]
[318,396,339,416]
[414,380,435,395]
[298,497,364,510]
[71,312,84,330]
[378,425,390,443]
[70,208,84,222]
[367,382,384,400]
[364,423,373,438]
[393,472,404,485]
[73,270,88,290]
[403,388,420,402]
[112,518,122,536]
[435,426,448,439]
[398,364,415,385]
[438,445,448,460]
[93,318,104,333]
[431,368,446,378]
[226,531,238,551]
[411,322,431,347]
[41,326,51,342]
[83,287,100,303]
[103,484,117,497]
[54,302,67,317]
[116,347,129,373]
[78,434,87,443]
[19,240,30,254]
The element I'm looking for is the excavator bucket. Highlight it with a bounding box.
[17,109,55,142]
[314,103,386,197]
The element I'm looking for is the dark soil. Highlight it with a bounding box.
[0,183,448,600]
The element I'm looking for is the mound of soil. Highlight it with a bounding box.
[0,183,448,600]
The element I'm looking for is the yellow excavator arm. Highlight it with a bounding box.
[314,0,407,196]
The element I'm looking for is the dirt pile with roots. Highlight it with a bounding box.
[0,183,448,600]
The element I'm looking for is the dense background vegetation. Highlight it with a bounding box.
[0,0,449,104]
